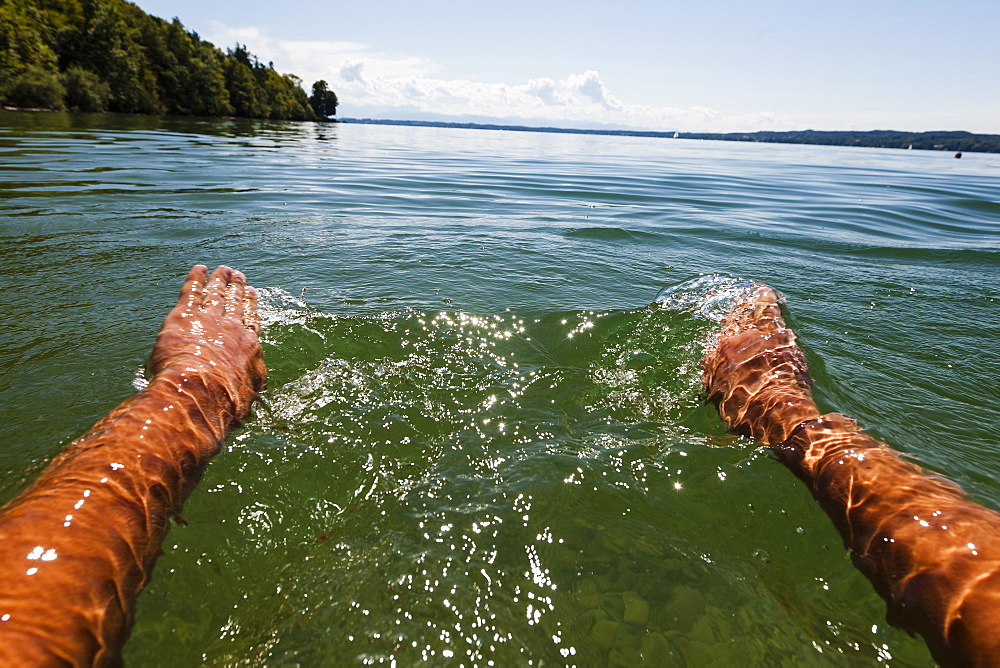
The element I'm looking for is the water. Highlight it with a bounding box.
[1,109,998,665]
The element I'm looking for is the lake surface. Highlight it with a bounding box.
[1,109,998,665]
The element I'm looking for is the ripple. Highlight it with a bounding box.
[2,111,983,665]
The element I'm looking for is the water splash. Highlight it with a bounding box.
[131,365,150,392]
[255,286,314,328]
[652,274,777,324]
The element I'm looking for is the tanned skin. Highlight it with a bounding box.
[702,283,1000,666]
[3,271,996,664]
[0,266,266,665]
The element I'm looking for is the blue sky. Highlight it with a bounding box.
[132,0,999,133]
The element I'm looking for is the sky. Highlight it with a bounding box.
[132,0,1000,134]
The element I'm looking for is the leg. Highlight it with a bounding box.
[702,284,1000,666]
[0,266,266,664]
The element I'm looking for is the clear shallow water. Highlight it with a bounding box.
[1,109,998,665]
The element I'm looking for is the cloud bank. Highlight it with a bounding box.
[207,23,788,133]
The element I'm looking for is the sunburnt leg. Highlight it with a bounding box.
[0,266,266,665]
[702,284,1000,666]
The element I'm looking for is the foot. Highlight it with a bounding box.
[148,265,266,420]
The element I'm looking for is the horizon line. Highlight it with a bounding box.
[337,118,1000,153]
[338,117,994,138]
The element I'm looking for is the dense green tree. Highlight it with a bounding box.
[260,70,314,120]
[0,0,335,121]
[0,0,59,92]
[71,0,162,112]
[4,64,65,109]
[60,66,109,111]
[142,19,230,116]
[224,56,266,118]
[310,79,338,118]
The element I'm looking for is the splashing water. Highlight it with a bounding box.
[123,276,925,665]
[652,274,772,324]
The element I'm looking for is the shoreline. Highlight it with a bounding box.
[1,106,339,123]
[339,118,998,154]
[1,106,991,153]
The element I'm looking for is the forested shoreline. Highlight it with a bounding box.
[0,0,337,120]
[681,129,1000,154]
[3,1,994,153]
[343,119,1000,154]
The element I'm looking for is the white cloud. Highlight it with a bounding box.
[205,23,790,132]
[340,61,365,83]
[206,21,438,82]
[525,77,558,105]
[563,70,623,110]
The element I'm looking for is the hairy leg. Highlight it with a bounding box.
[0,265,266,665]
[703,284,1000,666]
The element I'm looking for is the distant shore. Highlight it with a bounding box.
[340,118,1000,154]
[2,106,991,153]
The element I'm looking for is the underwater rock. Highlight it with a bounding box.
[622,590,650,625]
[677,637,716,665]
[689,614,717,645]
[576,577,602,609]
[602,592,626,622]
[639,631,673,664]
[662,584,706,624]
[591,618,621,651]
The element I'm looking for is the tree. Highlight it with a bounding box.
[65,0,162,113]
[0,0,60,100]
[61,66,110,111]
[224,57,265,118]
[5,65,65,109]
[309,79,338,118]
[261,71,314,121]
[1,0,326,122]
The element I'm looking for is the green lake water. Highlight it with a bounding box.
[1,110,998,665]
